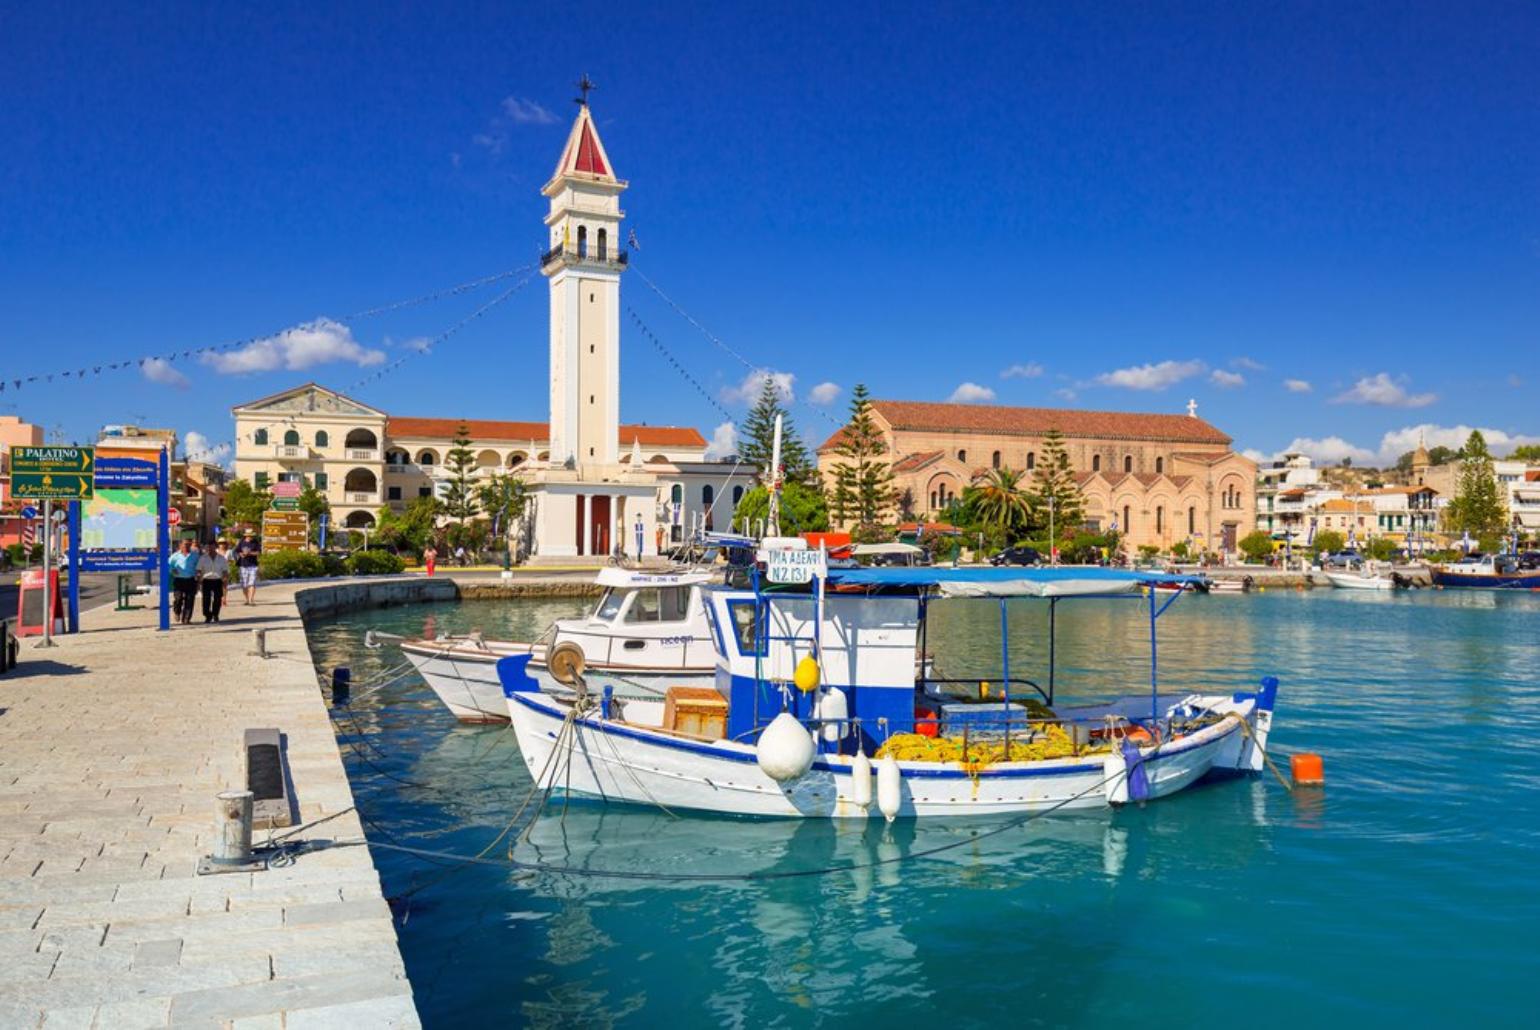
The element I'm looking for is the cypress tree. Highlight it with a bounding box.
[1447,430,1507,547]
[441,422,479,524]
[830,384,894,533]
[1026,428,1085,538]
[738,376,813,485]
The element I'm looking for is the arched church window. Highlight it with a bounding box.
[1188,506,1196,534]
[1155,457,1164,474]
[671,484,683,504]
[1123,504,1132,532]
[597,228,608,260]
[992,451,1001,470]
[1026,452,1036,471]
[1156,506,1164,534]
[1092,454,1100,472]
[577,226,587,257]
[957,449,967,464]
[1124,455,1133,474]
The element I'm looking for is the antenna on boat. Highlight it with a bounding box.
[767,413,784,538]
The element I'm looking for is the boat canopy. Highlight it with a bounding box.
[850,542,924,557]
[822,565,1201,598]
[594,567,716,589]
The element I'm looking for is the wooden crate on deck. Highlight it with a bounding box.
[663,686,728,740]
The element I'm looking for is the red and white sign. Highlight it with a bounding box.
[167,507,182,527]
[271,480,302,499]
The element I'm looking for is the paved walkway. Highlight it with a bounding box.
[0,583,417,1028]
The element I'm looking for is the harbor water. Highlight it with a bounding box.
[303,589,1540,1027]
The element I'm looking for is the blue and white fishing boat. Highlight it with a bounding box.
[499,564,1280,820]
[1431,553,1540,590]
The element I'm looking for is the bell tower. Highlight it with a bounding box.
[542,81,626,469]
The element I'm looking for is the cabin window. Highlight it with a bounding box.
[625,586,691,623]
[726,600,765,656]
[596,589,625,621]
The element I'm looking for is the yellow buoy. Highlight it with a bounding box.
[794,655,821,693]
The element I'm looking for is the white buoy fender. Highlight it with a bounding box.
[851,750,873,809]
[757,712,815,782]
[1103,750,1130,805]
[877,753,902,822]
[813,686,849,744]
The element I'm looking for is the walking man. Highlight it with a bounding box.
[198,538,231,624]
[234,530,261,605]
[169,538,199,624]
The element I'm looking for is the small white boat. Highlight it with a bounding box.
[1323,567,1397,590]
[500,565,1281,820]
[396,568,719,723]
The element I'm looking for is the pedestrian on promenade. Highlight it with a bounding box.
[198,538,231,623]
[454,544,467,567]
[234,530,261,605]
[168,538,199,624]
[424,543,437,577]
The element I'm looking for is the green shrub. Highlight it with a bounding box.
[346,550,406,576]
[321,554,347,577]
[4,543,24,566]
[259,549,327,580]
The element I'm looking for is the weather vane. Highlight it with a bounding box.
[574,73,596,106]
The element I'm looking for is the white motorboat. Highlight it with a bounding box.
[499,565,1281,820]
[396,567,719,723]
[1323,565,1399,590]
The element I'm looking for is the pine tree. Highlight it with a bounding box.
[441,423,479,524]
[1026,428,1085,540]
[1447,430,1507,547]
[738,376,813,485]
[830,384,894,532]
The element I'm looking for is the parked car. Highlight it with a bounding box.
[989,546,1042,567]
[1320,550,1364,569]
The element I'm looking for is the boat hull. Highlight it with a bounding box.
[504,687,1255,820]
[1431,570,1540,589]
[1324,570,1395,590]
[400,640,714,723]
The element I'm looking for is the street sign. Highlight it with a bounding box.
[80,549,157,572]
[11,446,95,500]
[766,547,827,584]
[271,497,300,511]
[261,510,309,550]
[271,480,302,499]
[20,505,37,520]
[167,507,182,526]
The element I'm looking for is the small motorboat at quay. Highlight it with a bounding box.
[1431,554,1540,590]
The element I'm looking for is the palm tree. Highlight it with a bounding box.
[972,468,1031,540]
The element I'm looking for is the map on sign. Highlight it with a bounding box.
[82,489,158,549]
[766,548,828,584]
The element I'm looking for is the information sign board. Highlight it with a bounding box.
[261,510,309,550]
[766,548,828,584]
[11,446,95,500]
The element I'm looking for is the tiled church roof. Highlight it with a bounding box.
[818,400,1232,450]
[387,417,705,448]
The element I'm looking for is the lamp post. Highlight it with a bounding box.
[1048,492,1056,566]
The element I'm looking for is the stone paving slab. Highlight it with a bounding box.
[0,584,419,1029]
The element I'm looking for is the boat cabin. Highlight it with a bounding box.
[554,568,718,669]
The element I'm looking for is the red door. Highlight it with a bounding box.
[590,496,611,557]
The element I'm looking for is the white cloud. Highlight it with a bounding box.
[1232,357,1266,372]
[201,318,385,374]
[947,382,996,404]
[1000,362,1044,379]
[1209,369,1246,388]
[704,421,738,459]
[1240,448,1270,463]
[807,381,841,405]
[400,336,433,354]
[1332,372,1436,408]
[1054,387,1078,402]
[1275,436,1377,466]
[141,357,189,389]
[1094,359,1205,391]
[1375,423,1540,462]
[720,369,795,405]
[501,97,557,125]
[183,430,231,466]
[1284,378,1312,393]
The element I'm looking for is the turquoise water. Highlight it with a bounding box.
[304,589,1540,1027]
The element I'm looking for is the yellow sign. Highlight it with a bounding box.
[261,510,309,550]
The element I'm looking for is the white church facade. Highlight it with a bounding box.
[232,98,751,559]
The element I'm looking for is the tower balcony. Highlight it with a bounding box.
[540,245,628,272]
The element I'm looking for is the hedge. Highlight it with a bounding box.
[258,549,327,580]
[346,550,406,576]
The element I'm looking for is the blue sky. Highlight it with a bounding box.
[3,2,1537,468]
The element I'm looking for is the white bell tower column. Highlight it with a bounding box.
[542,90,626,471]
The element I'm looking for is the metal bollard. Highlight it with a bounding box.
[331,667,351,706]
[214,790,254,865]
[250,628,268,658]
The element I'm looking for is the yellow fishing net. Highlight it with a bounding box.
[876,722,1109,766]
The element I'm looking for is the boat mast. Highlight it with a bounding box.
[766,413,783,538]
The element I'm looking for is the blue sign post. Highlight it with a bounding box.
[157,448,170,632]
[67,501,81,633]
[21,505,37,521]
[318,513,328,551]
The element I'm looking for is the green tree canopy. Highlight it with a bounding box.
[223,478,271,527]
[972,467,1033,540]
[1025,428,1084,538]
[296,478,330,544]
[731,480,829,535]
[374,496,440,556]
[829,383,893,531]
[1446,430,1507,548]
[441,423,478,523]
[1508,444,1540,462]
[1238,530,1275,563]
[737,376,814,486]
[1311,529,1345,557]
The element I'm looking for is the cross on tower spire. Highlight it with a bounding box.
[574,73,596,106]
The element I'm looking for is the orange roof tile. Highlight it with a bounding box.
[818,400,1232,450]
[891,450,945,473]
[387,417,704,448]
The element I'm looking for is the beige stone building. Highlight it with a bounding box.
[817,399,1257,553]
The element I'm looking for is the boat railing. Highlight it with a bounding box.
[920,676,1049,704]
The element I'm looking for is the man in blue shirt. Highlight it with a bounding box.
[168,538,200,625]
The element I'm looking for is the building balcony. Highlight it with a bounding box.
[385,460,413,473]
[540,244,628,272]
[274,445,311,460]
[346,448,381,462]
[345,491,379,505]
